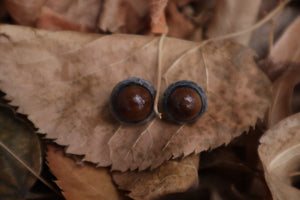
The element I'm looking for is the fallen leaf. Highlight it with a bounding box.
[5,0,101,32]
[150,0,168,26]
[36,7,91,32]
[267,66,300,127]
[196,129,271,200]
[0,104,42,199]
[0,25,271,171]
[198,161,268,200]
[165,1,195,39]
[156,122,272,200]
[259,17,300,127]
[258,113,300,200]
[250,6,300,59]
[270,16,300,64]
[4,0,47,26]
[46,144,121,200]
[150,0,168,34]
[98,0,149,34]
[112,154,199,200]
[37,0,102,32]
[259,16,300,82]
[207,0,261,45]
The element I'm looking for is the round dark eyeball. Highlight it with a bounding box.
[110,77,156,124]
[163,80,207,124]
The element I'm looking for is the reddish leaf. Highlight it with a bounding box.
[150,0,168,34]
[47,144,121,200]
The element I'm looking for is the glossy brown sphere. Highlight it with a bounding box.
[114,85,153,123]
[163,80,207,124]
[167,87,202,122]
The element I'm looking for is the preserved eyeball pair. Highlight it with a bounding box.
[110,77,207,124]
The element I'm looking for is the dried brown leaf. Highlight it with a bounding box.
[150,0,168,34]
[250,6,300,59]
[262,17,300,127]
[166,1,195,39]
[268,66,300,127]
[270,16,300,63]
[36,7,91,32]
[0,25,271,171]
[113,154,199,200]
[47,144,121,200]
[207,0,261,45]
[259,113,300,200]
[37,0,101,32]
[0,104,42,199]
[5,0,101,32]
[150,0,168,25]
[98,0,148,34]
[4,0,47,26]
[196,128,272,200]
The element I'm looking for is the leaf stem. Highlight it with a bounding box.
[289,171,300,177]
[269,19,275,53]
[154,34,166,119]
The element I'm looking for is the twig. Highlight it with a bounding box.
[269,19,275,53]
[289,171,300,177]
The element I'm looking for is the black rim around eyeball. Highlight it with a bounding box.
[162,80,207,124]
[110,77,156,124]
